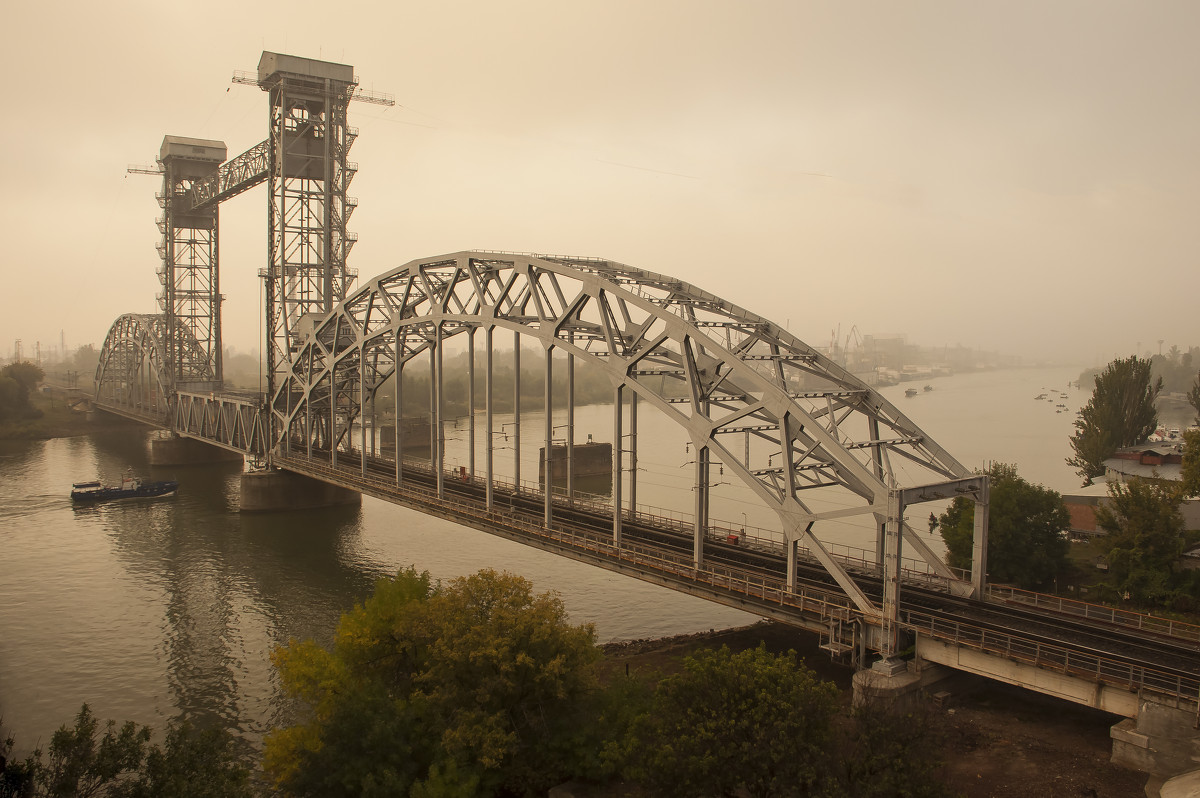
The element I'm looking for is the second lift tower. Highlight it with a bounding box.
[248,52,360,400]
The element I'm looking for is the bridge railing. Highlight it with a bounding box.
[281,452,863,632]
[986,584,1200,645]
[281,449,1200,707]
[903,606,1200,706]
[384,453,966,595]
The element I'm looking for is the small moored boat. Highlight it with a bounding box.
[71,473,179,504]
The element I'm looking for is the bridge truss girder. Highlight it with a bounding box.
[94,314,174,423]
[174,389,270,460]
[272,251,989,657]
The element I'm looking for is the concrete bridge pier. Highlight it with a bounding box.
[851,658,954,712]
[149,433,244,466]
[1111,693,1200,797]
[240,469,361,512]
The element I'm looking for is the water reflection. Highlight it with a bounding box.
[89,446,391,745]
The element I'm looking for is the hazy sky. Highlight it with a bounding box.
[3,1,1196,366]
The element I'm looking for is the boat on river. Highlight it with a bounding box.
[71,473,179,504]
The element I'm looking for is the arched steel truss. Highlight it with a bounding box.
[275,251,989,649]
[95,313,212,423]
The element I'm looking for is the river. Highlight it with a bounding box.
[0,365,1087,753]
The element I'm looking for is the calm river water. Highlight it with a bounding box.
[1,366,1094,753]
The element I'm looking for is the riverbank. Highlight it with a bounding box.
[0,389,135,441]
[599,621,1145,798]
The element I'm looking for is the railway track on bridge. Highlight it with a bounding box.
[273,450,1200,707]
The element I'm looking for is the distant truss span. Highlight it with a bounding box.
[280,251,971,543]
[95,313,212,423]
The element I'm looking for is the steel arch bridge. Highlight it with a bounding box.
[251,250,991,652]
[93,50,993,663]
[94,313,213,421]
[95,247,990,654]
[88,52,1200,738]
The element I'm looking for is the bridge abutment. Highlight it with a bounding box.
[240,469,361,512]
[149,434,244,466]
[1111,692,1200,797]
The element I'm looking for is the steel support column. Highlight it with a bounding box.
[693,445,707,568]
[629,390,638,514]
[566,338,575,504]
[360,354,367,478]
[468,327,476,479]
[513,333,521,491]
[880,489,903,659]
[612,383,623,547]
[485,326,494,510]
[400,360,410,484]
[972,480,990,597]
[434,324,444,499]
[543,345,554,526]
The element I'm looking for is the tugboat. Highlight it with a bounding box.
[904,388,918,397]
[71,471,178,504]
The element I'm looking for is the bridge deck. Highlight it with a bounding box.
[90,393,1200,715]
[271,448,1200,715]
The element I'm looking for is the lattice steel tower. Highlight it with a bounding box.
[157,136,227,388]
[254,53,359,401]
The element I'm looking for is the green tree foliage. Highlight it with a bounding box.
[628,644,838,798]
[0,361,44,423]
[0,378,21,423]
[264,567,601,798]
[1095,478,1189,606]
[1182,429,1200,498]
[1068,356,1161,485]
[69,344,101,379]
[1188,370,1200,424]
[938,463,1070,589]
[840,697,956,798]
[0,705,249,798]
[119,722,253,798]
[2,362,43,393]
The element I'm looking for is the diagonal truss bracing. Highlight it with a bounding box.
[176,139,270,213]
[94,313,181,424]
[274,251,984,636]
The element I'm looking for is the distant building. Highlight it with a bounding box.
[1103,443,1185,483]
[1062,443,1200,534]
[1061,483,1111,538]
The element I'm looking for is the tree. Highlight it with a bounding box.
[0,361,44,423]
[1068,356,1162,485]
[2,362,43,394]
[0,377,20,423]
[0,705,249,798]
[938,463,1070,589]
[117,721,253,798]
[1188,370,1200,424]
[840,696,956,798]
[1182,429,1200,498]
[264,567,601,797]
[628,644,838,798]
[1095,478,1187,606]
[10,704,149,798]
